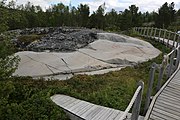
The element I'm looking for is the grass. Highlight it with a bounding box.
[0,35,171,119]
[17,34,44,46]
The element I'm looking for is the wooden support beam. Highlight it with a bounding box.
[132,81,144,120]
[144,63,156,114]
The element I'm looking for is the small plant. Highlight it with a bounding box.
[0,37,19,80]
[17,34,44,47]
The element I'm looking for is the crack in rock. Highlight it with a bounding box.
[77,50,111,65]
[105,58,136,65]
[45,64,55,74]
[61,58,73,75]
[24,55,62,73]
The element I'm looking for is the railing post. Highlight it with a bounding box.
[156,55,166,92]
[163,29,167,44]
[176,35,180,48]
[143,27,146,36]
[175,47,180,69]
[144,63,156,115]
[172,33,176,47]
[167,31,171,47]
[147,27,150,37]
[168,49,175,78]
[154,28,157,39]
[142,27,145,36]
[140,27,143,35]
[158,29,162,42]
[131,81,144,120]
[150,27,154,38]
[138,27,140,33]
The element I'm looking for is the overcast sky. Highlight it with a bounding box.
[6,0,180,13]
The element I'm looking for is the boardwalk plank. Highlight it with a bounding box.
[98,109,114,120]
[61,98,77,107]
[150,111,174,120]
[157,97,180,106]
[85,106,104,119]
[114,112,124,120]
[170,81,180,86]
[155,102,180,115]
[91,107,111,120]
[153,107,180,120]
[164,87,180,96]
[106,110,120,120]
[171,74,180,79]
[53,95,73,106]
[76,104,94,116]
[154,104,180,117]
[80,105,100,118]
[158,94,180,104]
[150,114,166,120]
[160,92,180,101]
[167,83,180,90]
[70,101,90,113]
[162,90,180,100]
[65,99,81,109]
[156,99,180,109]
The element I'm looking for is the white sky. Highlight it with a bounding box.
[4,0,180,13]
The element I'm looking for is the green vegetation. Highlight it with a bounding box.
[17,34,44,46]
[18,35,42,43]
[0,1,179,33]
[0,33,171,119]
[0,37,19,80]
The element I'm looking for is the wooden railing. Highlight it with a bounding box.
[134,27,180,48]
[118,27,180,119]
[120,81,144,120]
[134,27,180,115]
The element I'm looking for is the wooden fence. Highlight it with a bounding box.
[134,27,180,115]
[134,27,180,48]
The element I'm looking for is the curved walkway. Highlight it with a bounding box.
[135,27,180,120]
[145,66,180,120]
[51,94,144,120]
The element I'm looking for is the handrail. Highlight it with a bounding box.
[119,27,180,119]
[119,86,142,120]
[134,27,180,116]
[144,63,180,120]
[134,27,180,48]
[167,45,180,56]
[119,81,144,120]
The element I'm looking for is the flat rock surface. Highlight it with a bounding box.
[13,32,161,80]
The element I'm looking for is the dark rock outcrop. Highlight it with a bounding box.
[27,28,97,52]
[9,27,98,52]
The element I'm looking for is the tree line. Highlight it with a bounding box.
[0,0,180,33]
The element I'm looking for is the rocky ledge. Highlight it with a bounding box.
[11,27,98,52]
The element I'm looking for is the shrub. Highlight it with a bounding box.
[17,34,43,46]
[0,37,19,80]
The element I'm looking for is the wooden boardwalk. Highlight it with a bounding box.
[51,94,144,120]
[145,66,180,120]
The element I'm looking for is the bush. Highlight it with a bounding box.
[0,37,19,80]
[17,34,43,46]
[0,80,68,120]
